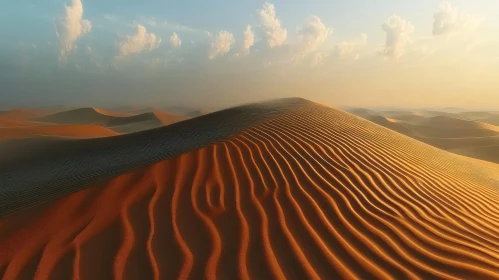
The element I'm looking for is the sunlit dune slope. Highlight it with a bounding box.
[1,98,499,279]
[0,124,119,140]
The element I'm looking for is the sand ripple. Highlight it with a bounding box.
[1,99,499,279]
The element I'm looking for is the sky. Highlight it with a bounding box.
[0,0,498,108]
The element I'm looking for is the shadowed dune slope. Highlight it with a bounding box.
[0,99,293,215]
[1,98,499,279]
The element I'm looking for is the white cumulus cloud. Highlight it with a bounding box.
[258,2,287,48]
[379,15,414,58]
[118,24,161,58]
[56,0,92,58]
[334,33,367,59]
[170,32,181,47]
[209,31,235,59]
[433,2,478,36]
[243,25,255,52]
[297,16,332,54]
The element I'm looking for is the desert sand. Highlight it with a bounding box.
[1,98,499,279]
[348,107,499,164]
[0,125,119,140]
[36,108,187,133]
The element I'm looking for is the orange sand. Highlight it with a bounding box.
[0,125,119,140]
[0,109,52,120]
[0,118,35,128]
[1,102,499,279]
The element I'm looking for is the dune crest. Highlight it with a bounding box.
[1,98,499,279]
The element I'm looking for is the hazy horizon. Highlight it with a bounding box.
[1,0,498,108]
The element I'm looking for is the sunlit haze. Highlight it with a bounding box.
[1,0,498,108]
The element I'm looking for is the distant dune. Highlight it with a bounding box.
[0,124,119,140]
[1,98,499,279]
[480,115,499,127]
[37,108,187,133]
[0,118,34,128]
[456,111,499,121]
[348,108,499,163]
[0,109,54,120]
[411,116,499,138]
[186,110,210,118]
[92,108,136,118]
[37,108,136,125]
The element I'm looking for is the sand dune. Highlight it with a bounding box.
[0,118,34,128]
[451,145,499,165]
[37,108,186,133]
[0,124,119,140]
[379,113,427,124]
[480,115,499,127]
[1,98,499,279]
[37,108,136,125]
[186,110,209,118]
[343,108,378,119]
[410,116,499,138]
[456,111,499,121]
[0,109,58,128]
[92,108,136,118]
[0,109,54,120]
[349,108,499,163]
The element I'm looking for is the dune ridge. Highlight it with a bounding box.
[1,98,499,279]
[0,99,295,216]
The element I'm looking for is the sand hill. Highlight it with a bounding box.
[37,108,186,133]
[0,109,54,120]
[1,98,499,279]
[480,115,499,127]
[348,108,499,163]
[0,124,119,140]
[37,108,139,125]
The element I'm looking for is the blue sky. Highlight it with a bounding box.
[0,0,498,108]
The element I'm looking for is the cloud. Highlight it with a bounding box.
[170,32,181,47]
[117,24,161,58]
[258,2,287,48]
[296,16,332,54]
[243,25,255,52]
[433,2,478,36]
[334,33,367,59]
[379,15,414,58]
[56,0,92,58]
[209,31,235,59]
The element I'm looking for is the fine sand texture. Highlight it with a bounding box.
[1,98,499,279]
